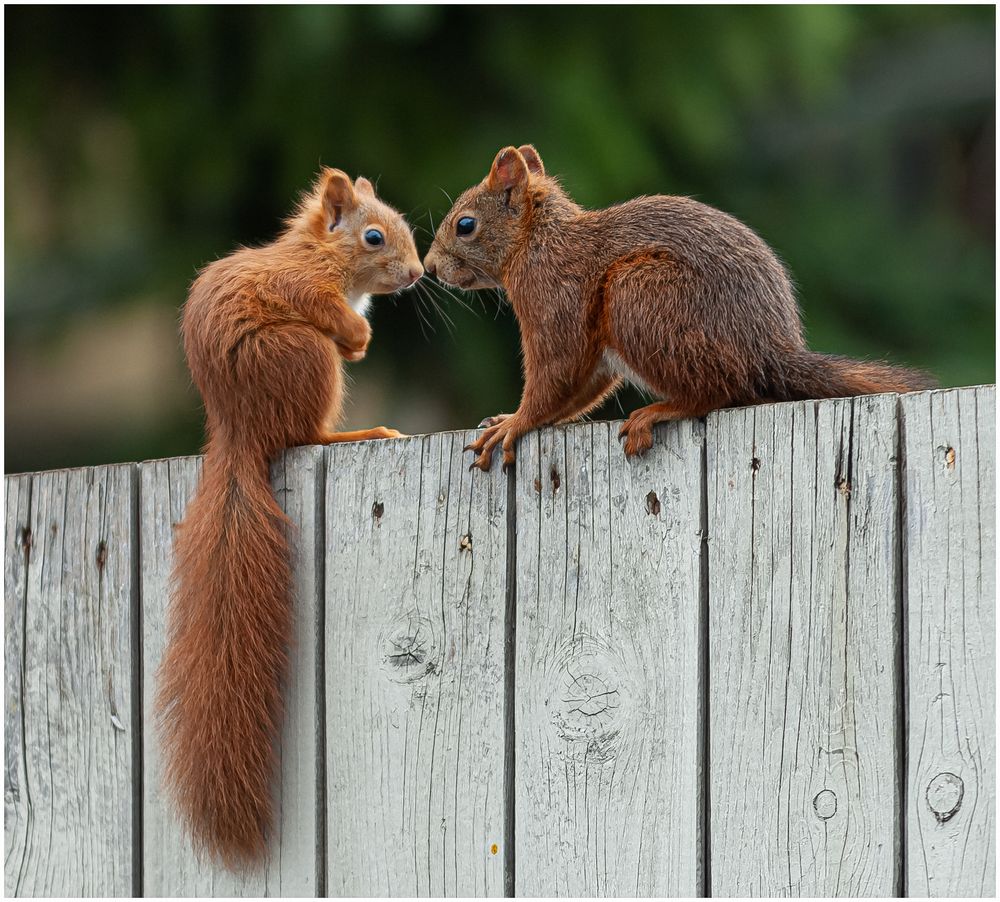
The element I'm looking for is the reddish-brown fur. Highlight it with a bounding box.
[158,169,421,868]
[425,145,935,470]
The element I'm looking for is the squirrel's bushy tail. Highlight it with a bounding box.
[156,436,290,868]
[770,349,936,401]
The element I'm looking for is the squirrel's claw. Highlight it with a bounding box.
[477,413,510,429]
[619,423,654,457]
[471,450,495,472]
[467,417,521,473]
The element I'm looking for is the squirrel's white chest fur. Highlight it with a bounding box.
[348,292,372,316]
[603,349,651,393]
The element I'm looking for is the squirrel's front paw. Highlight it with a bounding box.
[339,347,366,362]
[335,319,372,362]
[464,418,521,472]
[336,337,370,363]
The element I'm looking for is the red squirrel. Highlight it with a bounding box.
[158,168,421,867]
[425,145,934,471]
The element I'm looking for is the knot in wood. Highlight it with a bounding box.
[926,772,964,823]
[379,612,438,684]
[813,789,837,820]
[546,638,630,761]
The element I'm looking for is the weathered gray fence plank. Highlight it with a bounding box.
[901,386,995,896]
[4,385,996,899]
[708,395,901,896]
[4,465,136,897]
[139,447,323,896]
[514,420,705,896]
[4,475,33,896]
[325,431,506,897]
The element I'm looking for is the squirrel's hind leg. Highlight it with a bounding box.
[604,258,748,457]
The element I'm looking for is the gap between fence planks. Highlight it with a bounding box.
[3,386,995,897]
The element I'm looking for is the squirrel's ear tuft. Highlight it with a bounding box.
[488,146,530,195]
[354,176,375,197]
[517,145,545,177]
[322,169,357,228]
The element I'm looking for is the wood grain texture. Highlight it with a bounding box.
[5,386,996,898]
[708,396,901,896]
[901,386,995,896]
[4,465,136,897]
[324,431,506,897]
[4,475,32,896]
[139,447,323,896]
[513,420,705,896]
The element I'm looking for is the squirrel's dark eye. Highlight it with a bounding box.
[456,216,476,237]
[363,228,384,247]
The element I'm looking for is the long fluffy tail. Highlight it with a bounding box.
[770,349,936,401]
[157,437,291,868]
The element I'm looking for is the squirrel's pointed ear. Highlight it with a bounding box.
[517,145,545,177]
[488,146,530,199]
[354,176,375,197]
[322,169,357,228]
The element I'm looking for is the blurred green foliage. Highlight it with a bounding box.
[5,4,995,472]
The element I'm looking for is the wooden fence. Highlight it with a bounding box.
[4,386,994,897]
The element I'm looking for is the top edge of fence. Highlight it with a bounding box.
[3,385,993,479]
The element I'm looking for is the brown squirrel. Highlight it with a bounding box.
[425,145,934,471]
[158,168,421,867]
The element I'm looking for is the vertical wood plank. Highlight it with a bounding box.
[140,447,323,896]
[5,474,33,896]
[513,420,705,896]
[708,396,901,896]
[325,431,506,897]
[4,466,136,896]
[902,386,995,896]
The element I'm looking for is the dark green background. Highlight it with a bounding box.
[5,5,995,473]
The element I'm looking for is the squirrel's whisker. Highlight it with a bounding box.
[426,278,478,317]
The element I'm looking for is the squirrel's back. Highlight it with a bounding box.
[522,194,805,365]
